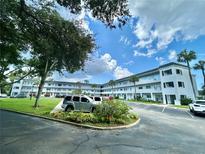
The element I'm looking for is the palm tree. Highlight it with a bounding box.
[194,60,205,87]
[108,80,115,96]
[129,75,139,99]
[177,49,197,98]
[76,81,82,94]
[91,84,97,95]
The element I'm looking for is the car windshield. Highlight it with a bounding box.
[196,101,205,104]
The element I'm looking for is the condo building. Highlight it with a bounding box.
[10,62,198,105]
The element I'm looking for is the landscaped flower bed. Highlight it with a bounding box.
[50,100,139,127]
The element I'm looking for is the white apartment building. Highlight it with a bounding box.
[11,62,198,105]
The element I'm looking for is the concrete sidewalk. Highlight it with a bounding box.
[50,99,63,113]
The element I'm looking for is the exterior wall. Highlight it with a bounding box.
[10,63,198,105]
[159,64,196,105]
[11,80,101,97]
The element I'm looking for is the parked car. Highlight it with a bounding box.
[89,96,102,104]
[189,100,205,115]
[0,94,8,98]
[55,94,65,98]
[61,95,97,112]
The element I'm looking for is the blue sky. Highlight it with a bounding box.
[54,0,205,89]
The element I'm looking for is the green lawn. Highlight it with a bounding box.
[172,105,189,109]
[0,98,61,115]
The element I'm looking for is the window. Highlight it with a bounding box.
[81,97,89,102]
[65,96,72,101]
[58,84,62,86]
[163,82,174,88]
[73,96,80,101]
[180,95,186,99]
[162,69,172,76]
[146,85,151,89]
[139,87,143,89]
[95,97,101,101]
[176,69,182,75]
[14,87,19,89]
[178,82,185,88]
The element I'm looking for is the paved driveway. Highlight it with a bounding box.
[0,103,205,154]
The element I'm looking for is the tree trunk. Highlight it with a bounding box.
[34,75,46,107]
[202,68,205,87]
[187,62,196,99]
[34,59,49,108]
[134,82,136,100]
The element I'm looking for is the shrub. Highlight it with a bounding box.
[64,112,97,123]
[180,98,192,105]
[94,100,130,123]
[50,111,65,119]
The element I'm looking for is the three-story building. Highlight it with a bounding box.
[10,62,198,105]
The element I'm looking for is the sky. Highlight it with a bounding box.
[53,0,205,89]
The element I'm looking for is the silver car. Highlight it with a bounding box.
[61,95,97,112]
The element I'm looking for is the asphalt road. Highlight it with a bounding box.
[0,103,205,154]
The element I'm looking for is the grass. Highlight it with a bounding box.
[0,98,138,128]
[172,105,189,109]
[0,98,61,115]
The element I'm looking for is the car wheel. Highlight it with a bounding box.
[65,106,74,112]
[190,108,193,113]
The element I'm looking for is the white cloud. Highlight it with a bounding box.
[133,49,156,57]
[124,60,134,65]
[114,66,133,79]
[52,53,133,81]
[84,53,117,75]
[129,0,205,53]
[119,36,131,46]
[155,57,166,65]
[168,50,177,61]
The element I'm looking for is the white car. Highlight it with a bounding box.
[189,100,205,115]
[89,96,102,105]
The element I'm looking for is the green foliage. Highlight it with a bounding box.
[94,100,130,123]
[56,0,130,28]
[194,60,205,86]
[180,98,192,105]
[72,89,82,94]
[177,49,196,64]
[65,112,97,123]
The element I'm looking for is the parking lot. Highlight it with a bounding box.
[1,103,205,154]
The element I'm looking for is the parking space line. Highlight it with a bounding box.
[162,106,166,112]
[185,111,194,118]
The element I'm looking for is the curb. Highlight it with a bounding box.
[0,109,140,130]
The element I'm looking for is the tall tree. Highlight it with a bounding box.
[1,0,130,106]
[177,49,197,98]
[108,80,115,96]
[24,7,95,107]
[194,60,205,87]
[129,75,139,99]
